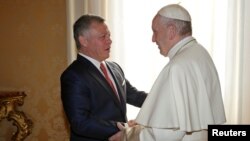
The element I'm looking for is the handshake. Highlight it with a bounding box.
[109,120,141,141]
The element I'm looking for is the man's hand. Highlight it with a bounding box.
[117,122,126,130]
[109,121,138,141]
[127,120,137,127]
[108,131,123,141]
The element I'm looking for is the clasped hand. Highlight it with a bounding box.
[108,120,137,141]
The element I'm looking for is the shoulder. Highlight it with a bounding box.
[106,61,125,77]
[61,59,89,79]
[106,61,123,71]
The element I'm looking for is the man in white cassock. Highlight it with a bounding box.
[109,4,226,141]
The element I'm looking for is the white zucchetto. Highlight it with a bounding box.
[158,4,191,22]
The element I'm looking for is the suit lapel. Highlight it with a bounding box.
[77,55,122,106]
[106,62,126,111]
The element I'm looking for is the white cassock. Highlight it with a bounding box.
[122,36,226,141]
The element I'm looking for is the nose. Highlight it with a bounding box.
[152,34,156,43]
[107,37,112,44]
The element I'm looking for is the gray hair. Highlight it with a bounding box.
[159,15,192,36]
[73,15,105,49]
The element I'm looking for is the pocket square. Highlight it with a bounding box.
[122,79,126,86]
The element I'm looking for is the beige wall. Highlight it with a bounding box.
[0,0,69,140]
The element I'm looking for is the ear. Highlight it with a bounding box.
[168,25,176,40]
[79,35,88,47]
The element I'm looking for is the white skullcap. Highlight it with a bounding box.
[158,4,191,21]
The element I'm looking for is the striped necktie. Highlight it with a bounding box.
[100,63,120,101]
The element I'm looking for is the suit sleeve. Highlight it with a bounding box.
[126,79,147,107]
[111,62,147,107]
[60,69,119,140]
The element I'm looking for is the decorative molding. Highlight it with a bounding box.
[0,91,33,141]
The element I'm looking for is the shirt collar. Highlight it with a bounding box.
[168,36,195,59]
[78,53,102,70]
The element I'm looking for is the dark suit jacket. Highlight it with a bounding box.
[60,54,147,141]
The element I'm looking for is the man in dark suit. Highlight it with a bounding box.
[60,14,147,141]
